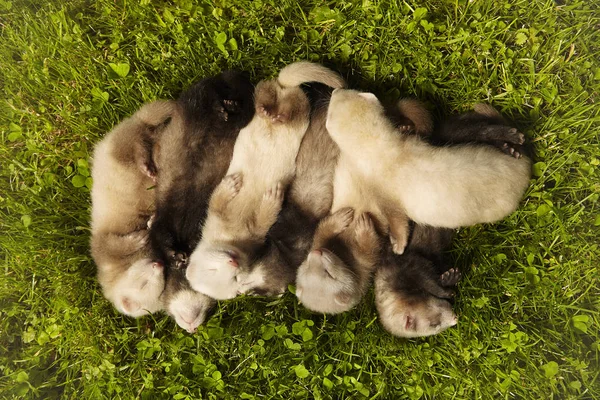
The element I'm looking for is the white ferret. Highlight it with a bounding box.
[186,62,344,300]
[325,89,532,251]
[90,100,175,317]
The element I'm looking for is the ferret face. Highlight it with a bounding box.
[166,289,214,333]
[325,89,383,137]
[295,248,359,314]
[186,244,245,300]
[108,258,166,317]
[385,296,457,338]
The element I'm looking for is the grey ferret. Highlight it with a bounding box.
[90,100,174,317]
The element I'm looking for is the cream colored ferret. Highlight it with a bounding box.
[186,62,344,300]
[325,89,532,251]
[90,100,175,317]
[295,98,434,314]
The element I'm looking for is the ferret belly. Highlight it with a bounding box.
[226,119,305,187]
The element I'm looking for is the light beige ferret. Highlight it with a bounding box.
[325,89,532,251]
[90,100,174,317]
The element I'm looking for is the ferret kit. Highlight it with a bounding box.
[90,61,531,338]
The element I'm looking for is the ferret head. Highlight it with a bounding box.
[326,89,385,140]
[377,294,457,338]
[104,258,166,317]
[186,243,246,300]
[295,248,360,314]
[165,289,215,333]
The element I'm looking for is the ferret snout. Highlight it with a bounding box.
[152,261,164,271]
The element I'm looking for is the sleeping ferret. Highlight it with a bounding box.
[374,225,461,338]
[185,62,343,300]
[295,97,435,314]
[90,100,174,317]
[146,71,255,330]
[325,89,531,254]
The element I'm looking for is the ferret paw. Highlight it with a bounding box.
[146,214,155,229]
[140,161,158,183]
[355,212,375,235]
[505,127,525,144]
[499,142,524,159]
[221,173,244,200]
[263,182,284,206]
[440,268,462,287]
[330,207,355,233]
[397,125,414,135]
[171,252,188,269]
[222,99,241,113]
[390,234,408,255]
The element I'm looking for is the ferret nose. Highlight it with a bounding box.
[228,258,239,268]
[152,262,164,270]
[312,249,323,256]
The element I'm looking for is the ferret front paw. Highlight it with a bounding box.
[221,173,244,200]
[390,234,408,255]
[331,207,355,233]
[140,161,158,183]
[263,182,284,206]
[355,212,375,235]
[440,268,462,287]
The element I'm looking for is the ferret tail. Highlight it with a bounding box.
[396,98,434,136]
[277,61,346,89]
[134,100,176,127]
[473,103,504,120]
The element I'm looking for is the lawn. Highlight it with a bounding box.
[0,0,598,398]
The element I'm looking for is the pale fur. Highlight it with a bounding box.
[186,80,311,299]
[166,289,215,333]
[374,265,457,338]
[186,63,345,300]
[326,89,532,233]
[277,61,346,89]
[90,100,175,316]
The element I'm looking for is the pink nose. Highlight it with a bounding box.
[228,258,239,268]
[312,249,323,256]
[152,261,164,270]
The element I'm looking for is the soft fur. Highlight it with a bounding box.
[186,63,344,300]
[294,89,435,314]
[325,89,532,251]
[160,266,216,333]
[148,71,255,268]
[296,209,382,314]
[90,100,174,316]
[374,225,460,338]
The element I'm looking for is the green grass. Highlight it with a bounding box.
[1,0,599,398]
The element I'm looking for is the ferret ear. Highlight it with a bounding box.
[358,92,378,102]
[334,292,352,306]
[121,297,141,314]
